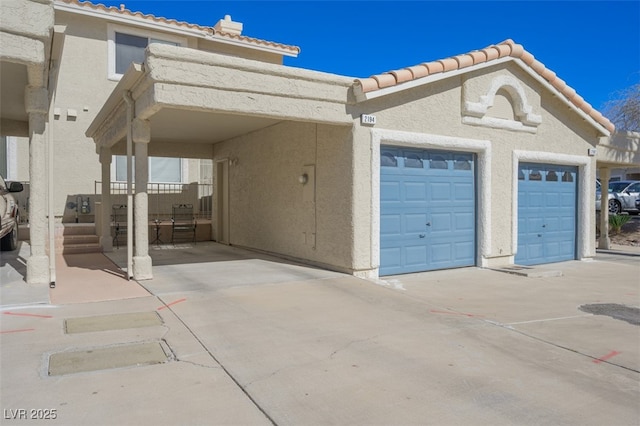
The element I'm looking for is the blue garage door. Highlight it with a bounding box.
[516,163,577,265]
[380,147,476,276]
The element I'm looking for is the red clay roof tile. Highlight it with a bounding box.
[54,0,300,55]
[407,65,429,79]
[453,54,474,69]
[354,39,613,133]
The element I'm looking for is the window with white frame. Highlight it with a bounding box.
[108,24,185,79]
[113,156,185,183]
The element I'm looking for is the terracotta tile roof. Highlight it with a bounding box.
[54,0,300,55]
[355,39,614,133]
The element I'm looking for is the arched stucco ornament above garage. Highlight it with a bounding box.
[462,74,542,133]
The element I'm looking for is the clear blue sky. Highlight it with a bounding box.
[98,1,639,111]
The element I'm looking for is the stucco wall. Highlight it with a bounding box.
[22,9,294,220]
[52,11,116,220]
[196,38,283,64]
[212,121,355,272]
[349,62,599,271]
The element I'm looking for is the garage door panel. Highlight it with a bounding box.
[405,214,428,233]
[430,243,452,263]
[405,245,428,266]
[430,212,451,232]
[454,182,474,200]
[381,181,401,201]
[454,212,474,231]
[429,182,452,201]
[545,192,560,206]
[516,163,576,265]
[380,147,476,275]
[454,241,475,262]
[405,181,427,201]
[527,191,544,207]
[380,214,401,236]
[380,247,402,269]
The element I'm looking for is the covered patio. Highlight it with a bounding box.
[86,43,355,280]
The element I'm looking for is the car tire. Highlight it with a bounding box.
[0,225,18,251]
[608,199,622,215]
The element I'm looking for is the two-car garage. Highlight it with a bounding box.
[379,146,579,276]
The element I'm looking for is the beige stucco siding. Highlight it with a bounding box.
[196,38,283,64]
[49,12,117,218]
[31,10,298,220]
[350,62,598,272]
[213,121,355,272]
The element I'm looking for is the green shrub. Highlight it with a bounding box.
[609,214,632,235]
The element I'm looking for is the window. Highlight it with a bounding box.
[529,170,542,181]
[403,153,423,168]
[114,156,183,183]
[454,154,472,171]
[381,152,397,167]
[429,154,448,170]
[108,24,185,79]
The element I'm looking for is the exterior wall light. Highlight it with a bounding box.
[298,173,309,185]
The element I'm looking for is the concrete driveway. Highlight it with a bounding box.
[1,242,639,425]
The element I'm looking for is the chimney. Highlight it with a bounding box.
[214,15,243,35]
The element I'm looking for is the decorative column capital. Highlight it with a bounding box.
[99,146,112,164]
[132,118,151,144]
[25,86,49,115]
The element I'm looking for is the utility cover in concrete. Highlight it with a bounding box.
[65,312,162,334]
[49,342,168,376]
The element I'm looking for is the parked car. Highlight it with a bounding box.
[0,174,23,251]
[596,180,640,215]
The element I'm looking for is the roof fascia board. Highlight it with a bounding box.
[54,2,298,57]
[86,62,144,139]
[357,56,609,137]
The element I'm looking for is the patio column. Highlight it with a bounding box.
[132,118,152,280]
[99,147,113,252]
[25,86,50,284]
[598,167,611,250]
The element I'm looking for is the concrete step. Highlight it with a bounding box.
[59,223,97,236]
[62,234,100,246]
[59,243,103,254]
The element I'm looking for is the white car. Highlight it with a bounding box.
[0,174,23,251]
[596,180,640,215]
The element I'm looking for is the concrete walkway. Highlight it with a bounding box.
[1,241,638,425]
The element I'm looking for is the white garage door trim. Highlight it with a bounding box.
[370,128,492,279]
[512,150,593,261]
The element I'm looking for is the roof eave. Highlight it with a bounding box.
[54,1,299,58]
[54,1,210,39]
[354,56,610,137]
[208,34,299,58]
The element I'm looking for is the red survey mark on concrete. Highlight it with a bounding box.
[158,298,187,310]
[0,328,36,334]
[593,350,621,364]
[3,312,53,319]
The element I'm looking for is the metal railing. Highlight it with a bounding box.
[95,181,213,220]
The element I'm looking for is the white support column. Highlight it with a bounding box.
[132,118,152,280]
[25,86,50,284]
[100,147,113,252]
[598,168,611,250]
